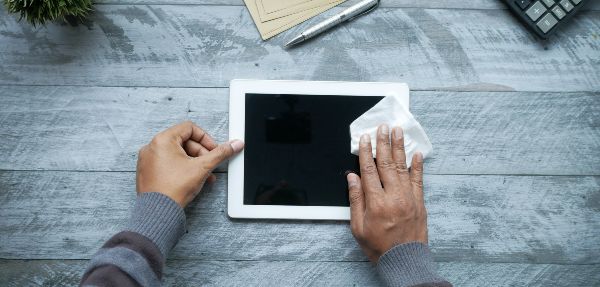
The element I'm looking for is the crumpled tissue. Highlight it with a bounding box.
[349,94,433,168]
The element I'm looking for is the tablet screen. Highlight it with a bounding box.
[244,93,382,207]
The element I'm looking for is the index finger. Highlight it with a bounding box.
[358,134,384,203]
[161,121,218,149]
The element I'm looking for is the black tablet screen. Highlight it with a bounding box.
[243,93,382,206]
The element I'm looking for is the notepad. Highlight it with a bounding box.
[243,0,346,40]
[257,0,342,21]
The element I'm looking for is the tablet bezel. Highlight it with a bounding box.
[228,80,409,220]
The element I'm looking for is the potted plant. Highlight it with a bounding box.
[4,0,93,26]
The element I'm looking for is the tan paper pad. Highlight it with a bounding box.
[260,0,313,14]
[244,0,343,40]
[257,0,342,22]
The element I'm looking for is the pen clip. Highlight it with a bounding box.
[347,0,380,22]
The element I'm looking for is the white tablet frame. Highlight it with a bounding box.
[228,80,409,220]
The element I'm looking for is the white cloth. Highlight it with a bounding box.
[349,94,433,168]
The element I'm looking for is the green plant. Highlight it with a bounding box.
[4,0,93,26]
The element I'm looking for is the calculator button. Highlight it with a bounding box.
[515,0,532,9]
[559,0,574,12]
[541,0,555,7]
[537,13,558,33]
[552,5,566,19]
[526,1,547,21]
[571,0,581,4]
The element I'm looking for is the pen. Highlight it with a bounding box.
[285,0,379,48]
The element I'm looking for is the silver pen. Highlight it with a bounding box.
[285,0,379,48]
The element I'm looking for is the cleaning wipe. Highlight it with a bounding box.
[349,94,433,168]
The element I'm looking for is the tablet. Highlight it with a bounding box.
[228,80,409,220]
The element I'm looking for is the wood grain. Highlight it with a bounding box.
[1,87,598,175]
[1,259,599,286]
[1,6,598,91]
[1,0,599,284]
[90,0,600,10]
[1,171,598,264]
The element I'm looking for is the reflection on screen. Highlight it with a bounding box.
[244,93,382,206]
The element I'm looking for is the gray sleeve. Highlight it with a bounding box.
[81,192,186,287]
[125,192,187,258]
[376,242,452,287]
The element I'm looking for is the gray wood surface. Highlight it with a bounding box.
[91,0,600,10]
[1,171,599,264]
[1,87,598,175]
[1,0,599,285]
[1,260,600,286]
[1,6,599,91]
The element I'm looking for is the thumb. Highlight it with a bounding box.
[198,139,244,171]
[347,172,365,237]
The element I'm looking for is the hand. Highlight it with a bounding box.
[346,124,428,263]
[136,121,244,208]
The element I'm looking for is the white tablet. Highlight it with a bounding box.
[228,80,409,220]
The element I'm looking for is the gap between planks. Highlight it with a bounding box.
[0,83,598,93]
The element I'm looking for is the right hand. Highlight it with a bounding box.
[346,124,428,263]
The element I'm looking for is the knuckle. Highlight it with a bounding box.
[395,162,409,173]
[137,146,148,160]
[380,218,397,231]
[223,144,234,155]
[149,136,160,146]
[413,179,424,189]
[182,120,196,130]
[138,145,146,156]
[150,134,168,146]
[412,163,423,172]
[378,159,396,170]
[378,134,391,146]
[349,191,362,205]
[215,144,233,160]
[361,163,377,175]
[393,141,406,151]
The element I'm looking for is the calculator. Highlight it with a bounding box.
[503,0,591,39]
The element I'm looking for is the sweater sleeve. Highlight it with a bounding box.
[80,192,186,287]
[376,242,452,287]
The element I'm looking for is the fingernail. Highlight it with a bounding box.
[379,124,389,135]
[360,134,370,144]
[229,140,245,153]
[346,173,358,186]
[393,127,403,140]
[415,152,423,162]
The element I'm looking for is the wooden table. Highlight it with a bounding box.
[1,0,599,285]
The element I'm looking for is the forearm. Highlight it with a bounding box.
[81,192,186,287]
[377,242,451,287]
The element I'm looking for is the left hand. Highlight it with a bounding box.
[136,121,244,207]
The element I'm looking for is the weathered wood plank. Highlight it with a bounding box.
[1,87,598,175]
[1,259,599,286]
[90,0,600,10]
[1,171,598,264]
[0,87,229,171]
[1,6,598,91]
